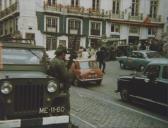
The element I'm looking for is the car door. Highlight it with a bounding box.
[153,66,168,106]
[132,52,146,69]
[131,75,149,99]
[126,52,138,68]
[143,65,161,101]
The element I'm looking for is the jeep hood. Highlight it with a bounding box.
[0,71,50,79]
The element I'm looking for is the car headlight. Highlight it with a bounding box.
[1,82,13,95]
[47,81,58,93]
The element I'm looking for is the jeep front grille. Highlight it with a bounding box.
[14,84,43,114]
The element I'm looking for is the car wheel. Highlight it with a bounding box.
[120,89,130,102]
[96,80,102,85]
[139,65,145,72]
[120,62,125,69]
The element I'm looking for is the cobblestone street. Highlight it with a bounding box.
[70,61,168,128]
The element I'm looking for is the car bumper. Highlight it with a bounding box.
[79,78,102,82]
[0,115,70,128]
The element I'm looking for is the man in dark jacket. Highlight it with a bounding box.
[96,47,106,73]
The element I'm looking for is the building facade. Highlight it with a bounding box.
[0,0,167,51]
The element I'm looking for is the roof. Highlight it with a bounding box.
[74,58,96,62]
[148,58,168,65]
[0,42,44,49]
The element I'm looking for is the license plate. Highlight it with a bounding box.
[39,106,65,114]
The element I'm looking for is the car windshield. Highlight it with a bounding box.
[146,52,161,58]
[79,61,98,69]
[2,48,44,65]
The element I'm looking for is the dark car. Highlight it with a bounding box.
[0,39,71,127]
[116,59,168,109]
[117,50,162,71]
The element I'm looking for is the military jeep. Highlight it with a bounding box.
[0,39,70,127]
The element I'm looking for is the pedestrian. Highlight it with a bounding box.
[82,48,90,59]
[47,46,71,90]
[96,47,106,73]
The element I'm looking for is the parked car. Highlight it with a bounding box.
[117,50,162,71]
[72,59,103,86]
[116,59,168,109]
[0,39,71,127]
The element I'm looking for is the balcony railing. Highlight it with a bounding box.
[128,13,143,21]
[44,3,124,20]
[149,15,162,22]
[44,3,62,12]
[67,6,82,14]
[0,2,18,19]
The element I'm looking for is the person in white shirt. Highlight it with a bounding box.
[82,48,89,59]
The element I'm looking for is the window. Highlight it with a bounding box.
[129,26,140,34]
[162,66,168,79]
[90,21,101,36]
[46,16,58,32]
[92,0,100,10]
[111,24,120,33]
[131,52,138,58]
[149,0,158,18]
[144,65,160,78]
[112,0,120,14]
[69,19,80,30]
[148,28,156,35]
[46,37,57,50]
[71,0,79,7]
[47,0,56,6]
[137,53,144,58]
[131,0,139,16]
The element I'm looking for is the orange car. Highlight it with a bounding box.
[72,59,103,86]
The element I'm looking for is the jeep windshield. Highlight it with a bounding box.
[2,48,44,65]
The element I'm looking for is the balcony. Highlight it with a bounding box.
[67,6,82,14]
[110,12,124,19]
[0,2,18,20]
[128,13,143,21]
[44,3,64,12]
[149,15,162,22]
[44,3,128,21]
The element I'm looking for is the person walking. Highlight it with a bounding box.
[96,47,106,73]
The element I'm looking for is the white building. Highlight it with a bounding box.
[0,0,167,50]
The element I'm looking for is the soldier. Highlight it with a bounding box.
[48,47,71,90]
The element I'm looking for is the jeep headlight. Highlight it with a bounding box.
[47,81,58,93]
[1,82,13,95]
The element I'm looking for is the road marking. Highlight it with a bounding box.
[71,113,97,128]
[75,89,168,124]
